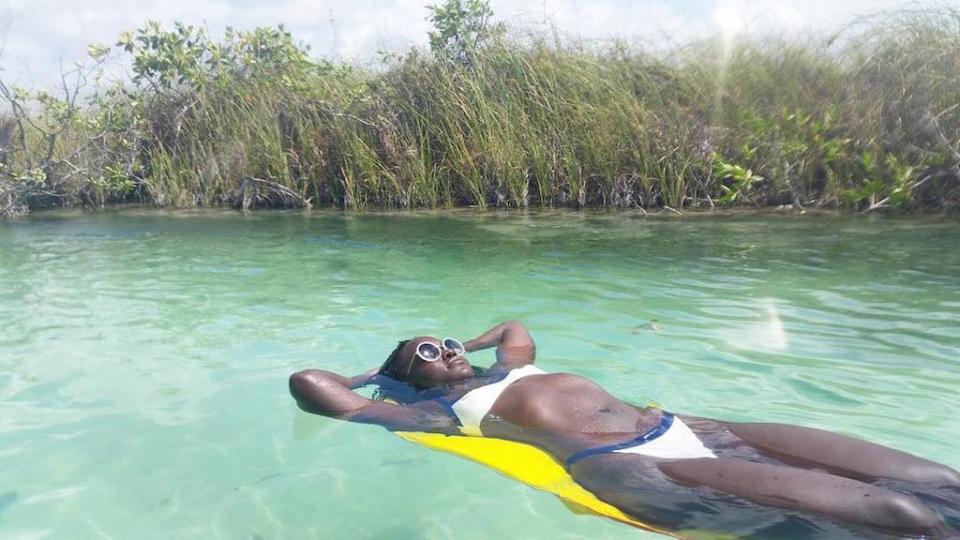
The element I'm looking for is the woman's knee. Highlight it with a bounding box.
[919,464,960,487]
[872,493,944,535]
[887,461,960,487]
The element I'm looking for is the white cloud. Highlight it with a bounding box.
[0,0,956,88]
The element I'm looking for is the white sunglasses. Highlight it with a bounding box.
[415,338,465,362]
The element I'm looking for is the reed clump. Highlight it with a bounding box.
[1,8,958,217]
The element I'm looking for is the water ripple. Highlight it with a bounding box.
[1,211,959,539]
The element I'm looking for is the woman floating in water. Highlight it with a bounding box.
[289,320,960,539]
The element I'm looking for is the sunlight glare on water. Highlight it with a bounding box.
[1,210,958,539]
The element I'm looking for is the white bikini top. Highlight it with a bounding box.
[450,364,546,436]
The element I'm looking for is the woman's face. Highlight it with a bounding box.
[398,336,475,387]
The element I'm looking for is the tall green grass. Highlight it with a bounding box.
[2,10,959,217]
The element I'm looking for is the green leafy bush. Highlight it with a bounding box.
[2,7,959,216]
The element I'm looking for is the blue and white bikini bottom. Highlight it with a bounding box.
[566,412,717,467]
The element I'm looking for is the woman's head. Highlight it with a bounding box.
[378,336,475,388]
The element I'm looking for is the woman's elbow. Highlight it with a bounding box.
[289,369,315,397]
[289,369,331,413]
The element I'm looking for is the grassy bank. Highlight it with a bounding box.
[1,7,959,217]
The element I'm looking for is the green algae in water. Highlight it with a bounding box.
[0,211,958,538]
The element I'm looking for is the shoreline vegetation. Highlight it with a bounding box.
[1,2,959,218]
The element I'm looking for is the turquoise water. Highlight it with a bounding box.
[1,210,959,539]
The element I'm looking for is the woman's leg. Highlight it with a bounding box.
[726,422,960,486]
[658,457,949,537]
[570,454,819,539]
[570,453,951,539]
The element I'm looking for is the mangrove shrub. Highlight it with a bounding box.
[1,4,959,216]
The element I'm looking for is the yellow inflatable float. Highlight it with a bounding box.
[394,430,685,538]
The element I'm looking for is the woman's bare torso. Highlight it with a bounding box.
[457,372,665,460]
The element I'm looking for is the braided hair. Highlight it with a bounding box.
[374,339,431,403]
[377,339,412,379]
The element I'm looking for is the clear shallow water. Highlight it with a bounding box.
[1,210,958,539]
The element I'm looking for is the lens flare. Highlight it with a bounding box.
[714,6,745,36]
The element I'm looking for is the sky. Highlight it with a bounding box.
[0,0,955,89]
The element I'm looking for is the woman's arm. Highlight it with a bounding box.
[288,369,457,433]
[463,320,536,369]
[299,368,379,390]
